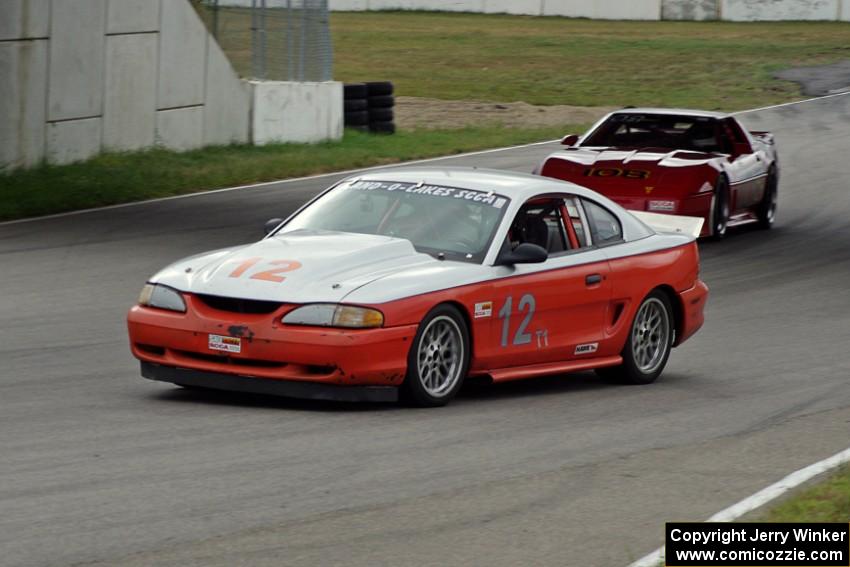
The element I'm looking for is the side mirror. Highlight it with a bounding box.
[264,218,283,235]
[560,134,580,147]
[731,142,751,157]
[497,243,548,266]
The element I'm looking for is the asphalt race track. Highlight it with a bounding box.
[2,94,850,567]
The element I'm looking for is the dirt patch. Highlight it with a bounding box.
[775,60,850,97]
[395,96,615,130]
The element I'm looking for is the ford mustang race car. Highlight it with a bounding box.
[127,168,708,407]
[535,108,779,238]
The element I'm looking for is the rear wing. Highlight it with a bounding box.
[750,131,775,145]
[631,211,704,238]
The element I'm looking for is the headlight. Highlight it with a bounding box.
[282,304,384,328]
[138,283,186,313]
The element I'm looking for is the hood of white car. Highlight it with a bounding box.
[149,230,439,303]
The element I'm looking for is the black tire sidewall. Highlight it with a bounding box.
[757,167,778,229]
[712,176,730,239]
[620,290,674,385]
[402,305,470,407]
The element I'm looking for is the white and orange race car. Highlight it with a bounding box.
[127,168,708,407]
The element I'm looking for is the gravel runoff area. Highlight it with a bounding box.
[395,96,614,130]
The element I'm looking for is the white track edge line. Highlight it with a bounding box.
[3,90,849,228]
[626,445,850,567]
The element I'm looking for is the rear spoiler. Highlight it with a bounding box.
[631,211,704,238]
[750,131,775,145]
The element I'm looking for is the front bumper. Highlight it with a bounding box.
[141,362,398,402]
[128,298,418,395]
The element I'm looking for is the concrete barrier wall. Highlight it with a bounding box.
[1,0,341,170]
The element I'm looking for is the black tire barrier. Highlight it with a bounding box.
[368,107,394,122]
[368,94,395,109]
[365,81,393,96]
[344,98,368,112]
[344,110,369,126]
[369,120,396,134]
[348,124,370,133]
[343,83,368,99]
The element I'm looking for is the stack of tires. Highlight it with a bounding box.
[343,82,395,134]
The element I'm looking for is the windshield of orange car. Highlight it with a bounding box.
[279,180,511,263]
[581,114,723,153]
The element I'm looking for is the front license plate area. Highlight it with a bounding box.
[209,334,241,353]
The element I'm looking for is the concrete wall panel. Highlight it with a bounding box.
[251,81,343,145]
[0,40,48,169]
[840,0,850,20]
[46,118,102,165]
[107,0,160,34]
[543,0,661,19]
[48,0,106,121]
[204,38,251,145]
[484,0,540,15]
[158,0,206,109]
[103,33,157,150]
[721,0,838,20]
[0,0,50,40]
[156,107,204,151]
[329,0,369,9]
[662,0,719,20]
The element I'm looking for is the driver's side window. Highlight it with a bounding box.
[507,198,570,254]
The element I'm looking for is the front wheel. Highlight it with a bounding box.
[596,290,674,385]
[756,168,778,229]
[402,305,470,407]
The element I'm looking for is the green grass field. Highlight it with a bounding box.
[761,465,850,523]
[336,13,850,110]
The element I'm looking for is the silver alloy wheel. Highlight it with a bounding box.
[631,297,671,374]
[416,315,464,398]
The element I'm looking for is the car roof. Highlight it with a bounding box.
[351,166,604,203]
[610,107,730,119]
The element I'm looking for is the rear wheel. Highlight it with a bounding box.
[711,176,730,240]
[756,168,778,229]
[596,290,674,385]
[402,305,470,407]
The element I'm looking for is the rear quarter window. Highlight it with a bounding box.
[582,199,623,245]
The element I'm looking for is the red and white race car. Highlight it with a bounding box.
[535,108,779,238]
[127,168,708,406]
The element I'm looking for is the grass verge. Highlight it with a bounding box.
[759,465,850,523]
[0,125,574,221]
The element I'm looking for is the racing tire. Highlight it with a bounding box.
[343,83,368,99]
[368,107,394,122]
[711,176,730,240]
[756,167,778,230]
[402,304,470,407]
[365,81,394,96]
[368,95,395,109]
[344,110,369,127]
[369,121,396,135]
[344,98,368,112]
[595,290,674,385]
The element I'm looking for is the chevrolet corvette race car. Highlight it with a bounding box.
[127,168,708,407]
[535,108,779,238]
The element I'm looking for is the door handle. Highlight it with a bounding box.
[585,274,603,285]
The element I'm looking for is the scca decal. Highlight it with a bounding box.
[584,167,651,180]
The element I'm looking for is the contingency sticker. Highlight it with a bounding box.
[474,301,493,319]
[209,334,241,354]
[574,343,598,355]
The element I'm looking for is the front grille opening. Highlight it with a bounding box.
[137,343,166,356]
[195,294,283,314]
[174,350,285,368]
[306,365,336,375]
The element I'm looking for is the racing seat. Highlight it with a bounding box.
[521,215,549,249]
